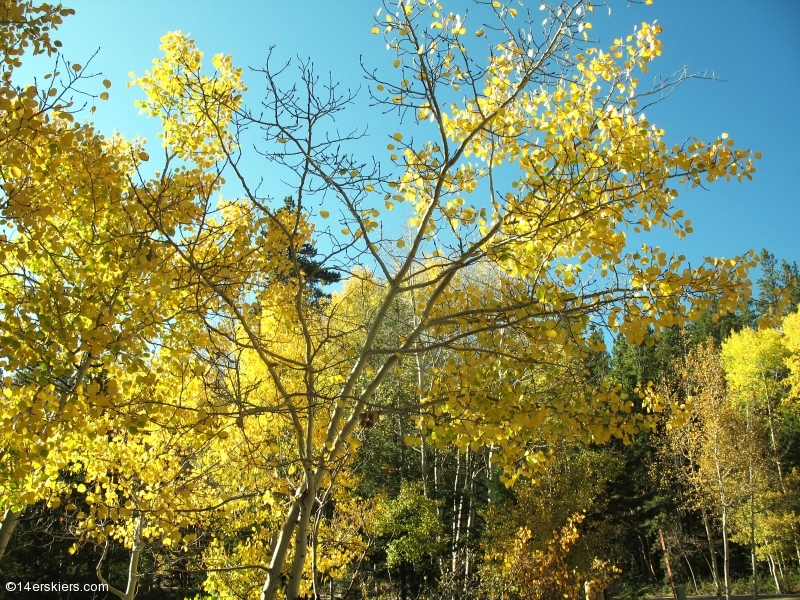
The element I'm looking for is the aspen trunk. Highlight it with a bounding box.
[415,350,430,498]
[681,550,699,595]
[701,508,722,600]
[261,498,302,600]
[97,515,144,600]
[310,498,324,600]
[0,509,21,561]
[637,534,657,580]
[777,551,787,587]
[747,406,758,600]
[285,486,315,600]
[434,447,440,495]
[721,506,731,600]
[124,518,144,600]
[768,554,781,593]
[713,421,731,600]
[463,454,476,593]
[749,508,757,600]
[763,377,800,569]
[451,451,462,578]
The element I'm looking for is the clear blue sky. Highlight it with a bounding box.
[46,0,799,276]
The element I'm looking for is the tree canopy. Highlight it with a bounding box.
[2,1,795,600]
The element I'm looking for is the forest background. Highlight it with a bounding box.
[1,0,799,599]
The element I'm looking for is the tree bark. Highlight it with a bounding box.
[658,529,677,600]
[768,554,781,593]
[637,533,657,581]
[681,549,699,595]
[415,347,430,499]
[261,497,302,600]
[749,509,758,600]
[463,454,477,594]
[721,505,731,600]
[0,509,21,562]
[747,405,758,600]
[701,508,722,600]
[712,420,731,600]
[286,486,315,600]
[451,450,462,578]
[97,515,144,600]
[777,551,787,589]
[762,374,800,570]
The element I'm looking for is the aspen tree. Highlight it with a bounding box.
[124,2,760,596]
[1,1,765,596]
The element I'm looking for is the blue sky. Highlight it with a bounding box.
[45,0,799,276]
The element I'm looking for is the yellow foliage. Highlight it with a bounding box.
[0,2,766,596]
[783,310,800,401]
[130,31,246,168]
[721,325,789,412]
[482,513,621,600]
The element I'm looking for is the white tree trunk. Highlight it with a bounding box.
[285,487,315,600]
[702,508,722,600]
[0,509,21,561]
[97,515,144,600]
[261,498,302,600]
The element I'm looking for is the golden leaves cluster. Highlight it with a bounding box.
[130,31,246,168]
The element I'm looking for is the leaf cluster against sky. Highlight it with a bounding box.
[43,0,799,272]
